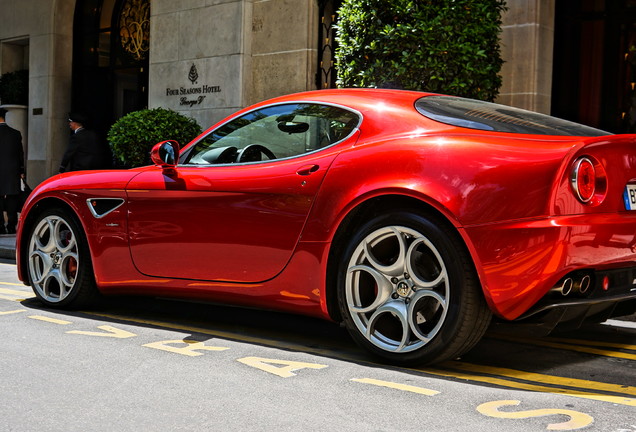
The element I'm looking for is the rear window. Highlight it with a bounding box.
[415,96,610,137]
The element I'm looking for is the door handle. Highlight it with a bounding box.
[296,164,319,176]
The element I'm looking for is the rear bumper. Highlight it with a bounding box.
[514,265,636,335]
[496,297,636,337]
[464,212,636,320]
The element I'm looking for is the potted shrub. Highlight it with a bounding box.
[108,107,202,168]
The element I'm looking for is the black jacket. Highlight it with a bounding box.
[0,123,24,195]
[60,128,110,172]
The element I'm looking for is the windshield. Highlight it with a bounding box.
[415,96,611,137]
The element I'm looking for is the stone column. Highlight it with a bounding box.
[497,0,556,114]
[249,0,318,104]
[149,0,247,130]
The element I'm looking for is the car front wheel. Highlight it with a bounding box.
[27,208,100,308]
[337,210,491,365]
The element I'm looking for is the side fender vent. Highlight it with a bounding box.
[86,198,125,219]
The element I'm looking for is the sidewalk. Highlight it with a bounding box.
[0,234,16,261]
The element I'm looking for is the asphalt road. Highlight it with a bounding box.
[1,260,635,432]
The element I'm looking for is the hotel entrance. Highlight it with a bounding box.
[72,0,149,137]
[552,0,636,133]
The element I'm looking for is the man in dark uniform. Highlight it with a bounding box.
[59,113,110,172]
[0,108,25,234]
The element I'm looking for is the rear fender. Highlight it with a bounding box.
[551,134,636,215]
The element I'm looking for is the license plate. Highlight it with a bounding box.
[624,184,636,210]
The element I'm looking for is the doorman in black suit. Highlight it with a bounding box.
[0,107,25,234]
[59,113,111,172]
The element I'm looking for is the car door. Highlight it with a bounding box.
[126,103,360,283]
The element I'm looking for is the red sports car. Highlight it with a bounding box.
[16,89,636,365]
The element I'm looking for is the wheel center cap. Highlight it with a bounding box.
[53,253,62,265]
[396,281,410,297]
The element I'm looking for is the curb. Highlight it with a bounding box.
[0,235,16,261]
[0,247,16,261]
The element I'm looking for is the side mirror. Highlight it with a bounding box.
[150,140,180,169]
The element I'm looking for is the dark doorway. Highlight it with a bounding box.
[72,0,149,137]
[552,0,636,133]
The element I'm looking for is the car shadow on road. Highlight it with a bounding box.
[18,295,372,362]
[18,295,636,386]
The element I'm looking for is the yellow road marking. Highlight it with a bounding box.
[237,357,328,378]
[28,315,72,325]
[446,361,636,396]
[143,339,229,356]
[88,312,334,354]
[0,287,34,301]
[0,287,33,295]
[85,311,635,404]
[0,294,22,301]
[67,325,136,338]
[477,400,594,430]
[0,309,26,315]
[0,282,25,287]
[491,334,636,361]
[351,378,439,396]
[424,368,636,406]
[538,335,636,351]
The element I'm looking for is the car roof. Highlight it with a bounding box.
[259,88,433,109]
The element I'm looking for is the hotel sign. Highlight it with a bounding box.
[165,64,222,107]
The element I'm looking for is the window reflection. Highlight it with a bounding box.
[182,104,360,165]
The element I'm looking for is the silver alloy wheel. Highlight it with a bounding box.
[28,215,80,303]
[345,225,449,353]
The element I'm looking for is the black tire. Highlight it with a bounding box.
[336,210,491,365]
[26,207,101,309]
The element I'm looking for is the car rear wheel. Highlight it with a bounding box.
[27,208,100,308]
[337,210,491,365]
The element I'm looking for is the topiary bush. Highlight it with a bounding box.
[108,108,202,168]
[335,0,506,101]
[0,70,29,105]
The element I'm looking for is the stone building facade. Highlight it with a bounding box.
[0,0,632,186]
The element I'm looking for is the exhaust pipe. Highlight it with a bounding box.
[552,278,574,296]
[551,274,592,297]
[576,274,591,295]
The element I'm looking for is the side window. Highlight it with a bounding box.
[181,103,359,165]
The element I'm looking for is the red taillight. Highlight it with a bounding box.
[570,156,606,205]
[574,158,595,202]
